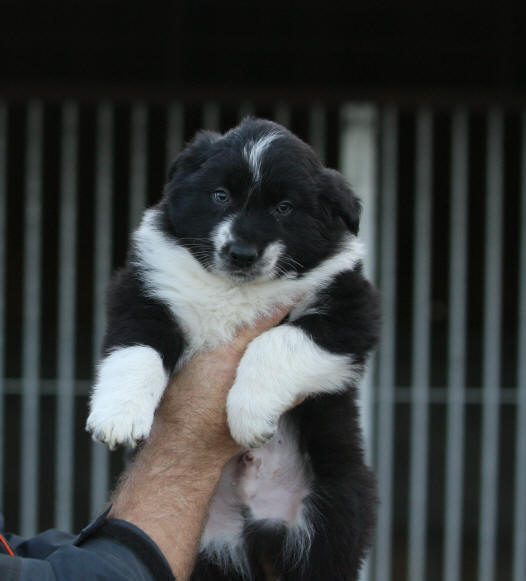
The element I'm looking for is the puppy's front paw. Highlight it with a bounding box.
[86,345,168,449]
[86,403,154,450]
[226,387,278,449]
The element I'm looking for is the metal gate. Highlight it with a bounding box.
[0,96,524,581]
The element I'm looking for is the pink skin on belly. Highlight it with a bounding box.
[202,419,312,545]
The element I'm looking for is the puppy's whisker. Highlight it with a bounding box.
[281,254,304,269]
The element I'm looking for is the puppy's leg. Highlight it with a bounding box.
[86,266,183,448]
[273,394,377,581]
[226,324,360,448]
[86,345,168,449]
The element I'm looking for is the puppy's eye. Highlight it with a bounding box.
[275,201,293,216]
[212,190,231,205]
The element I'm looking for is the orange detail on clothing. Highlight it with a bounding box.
[0,533,14,556]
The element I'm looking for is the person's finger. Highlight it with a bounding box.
[229,303,292,352]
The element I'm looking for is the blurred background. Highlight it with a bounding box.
[1,1,525,580]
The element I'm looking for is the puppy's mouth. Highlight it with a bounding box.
[214,259,271,283]
[223,268,262,282]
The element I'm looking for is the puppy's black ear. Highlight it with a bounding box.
[167,130,221,181]
[319,168,362,235]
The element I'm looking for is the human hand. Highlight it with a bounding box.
[152,304,293,463]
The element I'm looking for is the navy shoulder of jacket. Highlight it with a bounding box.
[0,507,175,581]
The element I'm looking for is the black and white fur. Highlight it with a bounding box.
[87,118,381,580]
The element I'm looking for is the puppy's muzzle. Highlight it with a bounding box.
[225,242,260,269]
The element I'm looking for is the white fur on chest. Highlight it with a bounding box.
[133,208,364,361]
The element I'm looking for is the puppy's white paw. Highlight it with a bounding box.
[225,329,297,449]
[86,345,168,450]
[227,388,279,449]
[226,367,281,448]
[86,403,154,449]
[225,324,359,450]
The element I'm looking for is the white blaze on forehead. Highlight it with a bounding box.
[243,132,281,182]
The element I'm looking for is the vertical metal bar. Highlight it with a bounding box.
[374,105,398,581]
[339,105,378,283]
[478,109,504,581]
[202,101,220,131]
[129,103,148,231]
[21,101,43,536]
[512,113,526,581]
[339,104,378,466]
[0,102,6,506]
[339,104,378,581]
[309,105,326,163]
[443,108,469,581]
[274,102,291,128]
[166,102,184,176]
[55,102,78,531]
[408,107,433,581]
[90,102,113,516]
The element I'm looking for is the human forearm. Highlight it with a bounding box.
[110,421,228,581]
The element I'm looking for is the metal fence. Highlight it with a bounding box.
[0,97,524,581]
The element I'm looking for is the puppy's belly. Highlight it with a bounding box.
[202,418,312,551]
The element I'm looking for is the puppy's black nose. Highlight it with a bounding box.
[228,242,259,268]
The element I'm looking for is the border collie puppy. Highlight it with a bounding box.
[87,118,381,580]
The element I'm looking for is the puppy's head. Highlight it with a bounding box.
[160,118,361,282]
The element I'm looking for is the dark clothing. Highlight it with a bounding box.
[0,507,175,581]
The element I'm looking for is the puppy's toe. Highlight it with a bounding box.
[86,406,153,449]
[227,411,278,449]
[245,430,276,449]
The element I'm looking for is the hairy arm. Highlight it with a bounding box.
[109,306,290,581]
